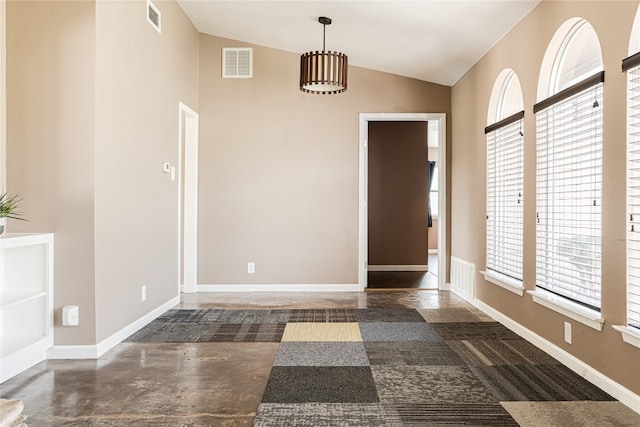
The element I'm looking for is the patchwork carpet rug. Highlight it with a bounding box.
[127,308,616,426]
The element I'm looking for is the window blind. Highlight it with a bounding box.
[626,61,640,329]
[486,112,524,282]
[535,77,603,311]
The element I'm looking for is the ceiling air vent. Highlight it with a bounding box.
[147,0,161,34]
[222,48,253,79]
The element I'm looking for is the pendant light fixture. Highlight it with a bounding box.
[300,17,348,94]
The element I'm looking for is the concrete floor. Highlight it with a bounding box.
[1,290,471,426]
[367,254,439,290]
[3,290,637,426]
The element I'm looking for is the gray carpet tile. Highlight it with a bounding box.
[431,322,521,340]
[125,322,216,343]
[287,309,357,322]
[201,323,286,342]
[274,342,369,366]
[364,341,464,366]
[151,309,211,322]
[207,309,290,324]
[470,364,616,401]
[447,339,559,366]
[149,309,289,324]
[125,309,290,343]
[254,402,519,426]
[254,403,387,426]
[371,366,497,404]
[384,403,519,426]
[261,366,379,403]
[356,308,426,323]
[126,322,285,343]
[359,322,442,342]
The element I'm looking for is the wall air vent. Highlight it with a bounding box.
[222,48,253,79]
[147,0,161,34]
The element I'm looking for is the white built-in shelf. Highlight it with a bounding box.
[1,334,47,358]
[0,233,54,382]
[1,290,47,309]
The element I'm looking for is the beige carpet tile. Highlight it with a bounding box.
[501,401,640,427]
[280,322,363,342]
[418,307,494,323]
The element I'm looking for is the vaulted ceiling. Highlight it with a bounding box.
[177,0,540,86]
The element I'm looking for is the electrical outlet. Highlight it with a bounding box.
[564,321,572,344]
[62,305,79,327]
[248,262,255,274]
[142,285,147,302]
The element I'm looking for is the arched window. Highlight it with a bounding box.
[534,19,604,321]
[623,6,640,334]
[551,20,602,93]
[484,70,524,292]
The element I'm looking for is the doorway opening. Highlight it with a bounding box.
[358,113,447,291]
[179,102,199,294]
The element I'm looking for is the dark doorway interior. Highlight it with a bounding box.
[367,121,429,268]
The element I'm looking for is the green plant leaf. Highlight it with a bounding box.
[0,192,28,220]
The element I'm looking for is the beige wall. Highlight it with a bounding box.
[94,0,199,341]
[451,0,639,394]
[197,33,451,285]
[368,121,429,266]
[428,219,438,251]
[7,0,97,344]
[7,0,199,345]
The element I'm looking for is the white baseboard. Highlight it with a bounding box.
[47,296,180,360]
[1,337,53,383]
[453,288,640,415]
[428,249,439,254]
[368,265,428,272]
[197,284,362,292]
[180,283,197,294]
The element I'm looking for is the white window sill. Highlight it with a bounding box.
[612,325,640,349]
[480,270,524,296]
[528,290,604,331]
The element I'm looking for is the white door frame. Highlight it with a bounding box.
[179,102,199,293]
[358,112,448,290]
[1,0,6,194]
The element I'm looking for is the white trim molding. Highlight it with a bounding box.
[178,102,199,294]
[613,325,640,349]
[481,270,524,296]
[451,288,640,415]
[528,289,604,331]
[197,284,361,292]
[368,265,428,272]
[1,338,52,383]
[47,296,179,359]
[0,0,5,194]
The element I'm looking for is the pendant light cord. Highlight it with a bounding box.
[322,22,326,52]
